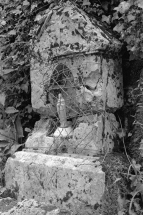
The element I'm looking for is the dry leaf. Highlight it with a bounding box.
[0,93,6,106]
[5,107,19,114]
[15,115,24,138]
[25,127,31,133]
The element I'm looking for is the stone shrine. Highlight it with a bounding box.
[5,1,124,215]
[27,1,123,155]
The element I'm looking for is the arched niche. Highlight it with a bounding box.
[46,63,79,118]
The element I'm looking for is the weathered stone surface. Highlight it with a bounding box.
[34,1,121,58]
[0,199,70,215]
[25,118,55,154]
[0,197,17,214]
[71,112,119,154]
[25,113,119,155]
[5,151,105,215]
[25,118,55,153]
[30,1,123,115]
[31,55,123,116]
[25,132,55,153]
[102,58,123,111]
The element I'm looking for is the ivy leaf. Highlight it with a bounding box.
[101,1,109,11]
[26,105,32,113]
[113,23,124,33]
[136,0,143,9]
[31,3,37,12]
[5,107,19,114]
[130,46,136,52]
[35,14,43,22]
[135,182,143,193]
[8,30,16,35]
[132,159,141,171]
[133,199,141,211]
[129,209,137,215]
[82,0,91,6]
[102,15,111,24]
[127,14,136,22]
[112,12,119,21]
[21,82,29,93]
[130,175,138,188]
[114,1,131,14]
[0,20,6,26]
[125,36,132,44]
[23,0,30,6]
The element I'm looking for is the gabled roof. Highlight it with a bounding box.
[35,1,121,58]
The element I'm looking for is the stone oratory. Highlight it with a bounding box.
[28,0,123,155]
[5,1,124,215]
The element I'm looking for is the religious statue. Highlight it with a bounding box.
[53,93,73,138]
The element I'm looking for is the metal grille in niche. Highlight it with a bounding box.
[45,63,102,155]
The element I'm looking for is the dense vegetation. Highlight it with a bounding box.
[0,0,143,214]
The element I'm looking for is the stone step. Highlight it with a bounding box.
[5,151,105,215]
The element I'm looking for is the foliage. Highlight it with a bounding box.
[0,0,143,138]
[75,0,143,60]
[0,0,143,213]
[0,0,50,72]
[127,159,143,215]
[0,0,45,148]
[1,0,143,70]
[0,0,47,187]
[112,0,143,60]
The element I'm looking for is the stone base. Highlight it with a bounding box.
[0,199,70,215]
[5,152,105,215]
[25,113,119,156]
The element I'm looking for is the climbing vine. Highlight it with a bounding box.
[1,0,143,109]
[0,0,143,213]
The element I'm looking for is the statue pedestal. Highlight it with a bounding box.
[54,126,73,138]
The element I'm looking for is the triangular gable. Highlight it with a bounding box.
[34,1,121,58]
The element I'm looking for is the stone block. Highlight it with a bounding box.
[25,118,56,154]
[5,152,105,215]
[25,113,119,155]
[25,132,55,153]
[0,199,70,215]
[73,113,119,154]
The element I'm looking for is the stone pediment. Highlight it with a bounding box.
[34,1,121,58]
